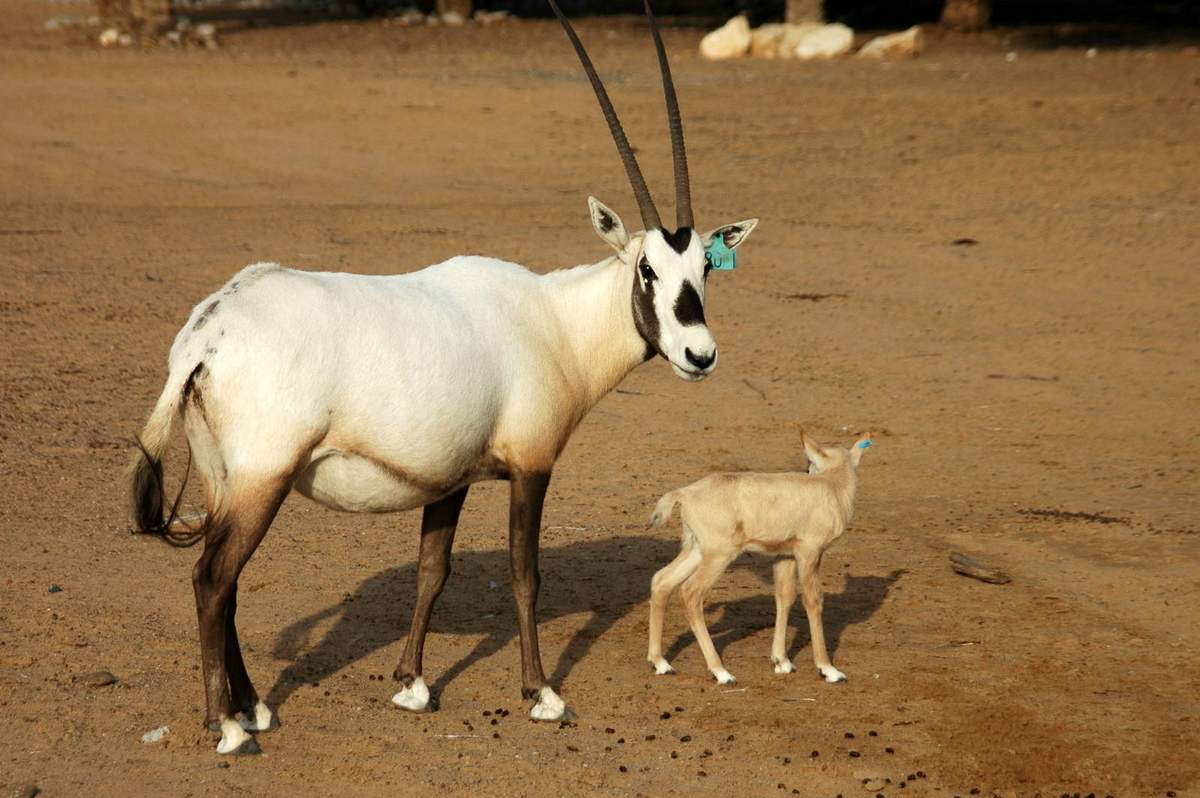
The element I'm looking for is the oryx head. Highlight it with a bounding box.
[550,0,759,382]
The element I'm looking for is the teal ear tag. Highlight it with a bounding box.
[705,234,737,271]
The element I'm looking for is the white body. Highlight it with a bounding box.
[165,254,647,515]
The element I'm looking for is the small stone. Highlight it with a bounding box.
[216,762,229,769]
[48,584,63,594]
[857,26,924,60]
[140,725,170,744]
[441,11,465,26]
[660,711,671,720]
[13,786,40,798]
[699,15,751,61]
[749,23,786,58]
[76,670,118,688]
[848,750,860,757]
[792,23,854,60]
[97,28,119,47]
[473,9,509,25]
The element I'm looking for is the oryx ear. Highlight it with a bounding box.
[701,218,759,251]
[589,196,630,252]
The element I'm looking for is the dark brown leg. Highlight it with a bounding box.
[193,481,288,753]
[509,471,562,717]
[392,486,470,705]
[224,585,255,712]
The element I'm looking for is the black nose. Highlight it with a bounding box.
[685,347,716,371]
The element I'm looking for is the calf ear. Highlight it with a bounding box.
[589,196,630,253]
[849,435,874,466]
[701,218,759,251]
[800,429,821,465]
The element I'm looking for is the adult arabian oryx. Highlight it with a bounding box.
[128,0,758,755]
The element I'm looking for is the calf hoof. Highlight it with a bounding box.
[818,665,847,683]
[392,676,434,713]
[529,686,569,722]
[773,659,796,675]
[216,718,261,755]
[712,669,737,686]
[650,659,675,676]
[238,701,277,733]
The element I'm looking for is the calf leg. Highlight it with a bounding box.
[679,552,737,684]
[508,471,566,721]
[647,543,702,674]
[193,479,289,754]
[392,486,469,712]
[797,548,845,683]
[770,559,798,673]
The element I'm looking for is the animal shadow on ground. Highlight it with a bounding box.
[266,535,901,707]
[662,567,907,669]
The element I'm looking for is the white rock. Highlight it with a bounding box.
[140,725,170,744]
[775,21,821,59]
[749,23,786,58]
[474,9,509,25]
[792,23,854,60]
[699,15,751,61]
[857,25,923,59]
[441,10,464,26]
[98,27,119,47]
[117,32,132,47]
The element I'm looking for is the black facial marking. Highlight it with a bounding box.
[673,281,706,327]
[631,272,661,361]
[660,226,693,255]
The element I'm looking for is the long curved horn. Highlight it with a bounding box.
[547,0,662,231]
[643,0,692,230]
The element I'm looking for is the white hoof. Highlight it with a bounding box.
[529,686,566,721]
[651,658,675,676]
[819,665,847,683]
[238,701,275,732]
[391,676,431,712]
[713,669,737,685]
[216,717,257,755]
[773,659,796,675]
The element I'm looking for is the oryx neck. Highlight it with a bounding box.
[541,255,646,411]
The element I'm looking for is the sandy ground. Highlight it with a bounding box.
[2,3,1198,796]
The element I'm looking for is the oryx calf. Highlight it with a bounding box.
[646,432,873,685]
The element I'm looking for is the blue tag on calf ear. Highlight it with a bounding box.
[858,440,873,449]
[705,234,737,271]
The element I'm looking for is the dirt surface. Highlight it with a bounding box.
[2,3,1199,796]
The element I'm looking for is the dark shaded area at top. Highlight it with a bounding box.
[176,0,1200,30]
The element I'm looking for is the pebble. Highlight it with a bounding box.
[14,786,40,798]
[140,725,170,744]
[216,762,229,769]
[48,584,62,594]
[76,670,118,688]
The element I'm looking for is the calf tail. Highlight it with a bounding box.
[648,489,682,528]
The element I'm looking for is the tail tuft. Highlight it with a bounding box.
[127,361,205,547]
[648,490,681,528]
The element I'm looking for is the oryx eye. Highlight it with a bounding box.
[638,258,657,282]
